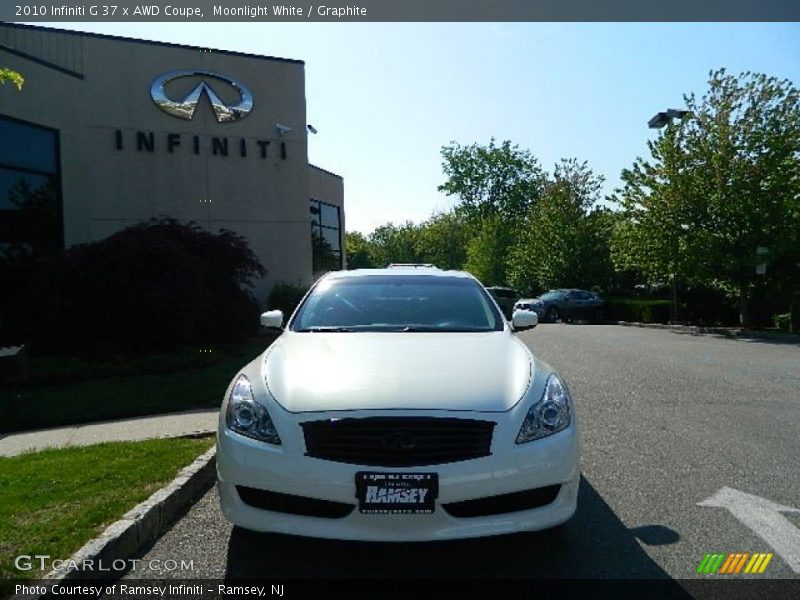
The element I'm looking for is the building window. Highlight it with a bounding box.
[0,115,62,261]
[310,199,342,271]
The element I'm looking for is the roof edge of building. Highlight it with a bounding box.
[1,22,305,66]
[309,164,343,180]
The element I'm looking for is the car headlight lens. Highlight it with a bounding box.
[516,373,571,443]
[226,375,281,445]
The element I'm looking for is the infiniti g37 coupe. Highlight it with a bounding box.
[217,267,580,541]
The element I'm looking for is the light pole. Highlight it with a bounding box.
[648,108,692,322]
[648,108,691,129]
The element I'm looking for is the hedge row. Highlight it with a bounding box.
[605,298,672,324]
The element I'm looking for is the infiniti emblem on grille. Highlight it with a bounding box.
[381,432,417,451]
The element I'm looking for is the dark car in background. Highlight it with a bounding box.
[486,286,521,319]
[515,289,605,323]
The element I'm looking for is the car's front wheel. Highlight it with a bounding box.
[546,306,560,323]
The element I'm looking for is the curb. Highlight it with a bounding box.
[34,444,216,586]
[0,426,218,458]
[0,408,219,456]
[612,321,799,343]
[613,321,741,338]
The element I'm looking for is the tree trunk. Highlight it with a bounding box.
[670,278,679,323]
[739,286,751,328]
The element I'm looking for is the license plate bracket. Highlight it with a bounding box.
[355,472,438,514]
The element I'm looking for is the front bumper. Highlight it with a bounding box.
[217,410,580,541]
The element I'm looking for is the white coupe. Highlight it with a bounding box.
[217,266,580,541]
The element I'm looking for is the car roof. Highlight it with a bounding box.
[324,268,475,280]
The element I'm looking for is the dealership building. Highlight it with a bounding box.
[0,23,345,301]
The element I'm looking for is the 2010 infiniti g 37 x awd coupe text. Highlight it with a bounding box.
[217,266,580,541]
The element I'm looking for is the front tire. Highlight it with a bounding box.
[546,307,560,323]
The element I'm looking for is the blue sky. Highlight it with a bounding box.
[32,22,800,233]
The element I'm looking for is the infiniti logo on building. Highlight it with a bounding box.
[150,70,254,122]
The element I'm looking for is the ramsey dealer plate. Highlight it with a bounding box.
[356,472,438,514]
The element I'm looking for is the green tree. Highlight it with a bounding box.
[439,139,545,225]
[0,68,24,90]
[367,221,421,267]
[344,231,375,269]
[583,207,622,291]
[463,214,512,286]
[508,159,611,294]
[439,139,545,283]
[612,69,800,326]
[610,104,699,317]
[415,210,469,270]
[345,211,469,272]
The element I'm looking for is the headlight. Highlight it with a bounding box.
[226,375,281,445]
[516,373,571,443]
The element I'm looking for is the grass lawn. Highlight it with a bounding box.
[0,437,215,594]
[3,337,274,433]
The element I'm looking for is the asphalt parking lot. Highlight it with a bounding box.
[122,325,799,585]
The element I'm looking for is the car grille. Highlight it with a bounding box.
[443,485,561,518]
[301,417,495,467]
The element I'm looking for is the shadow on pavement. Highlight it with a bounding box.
[225,475,688,591]
[666,329,800,346]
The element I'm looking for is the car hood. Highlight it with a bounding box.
[262,331,532,413]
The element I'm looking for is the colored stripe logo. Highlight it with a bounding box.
[697,553,773,574]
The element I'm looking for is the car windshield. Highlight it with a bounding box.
[540,291,565,301]
[291,275,504,332]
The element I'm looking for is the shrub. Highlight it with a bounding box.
[267,282,309,318]
[680,285,739,326]
[773,313,791,331]
[606,298,672,323]
[14,218,266,356]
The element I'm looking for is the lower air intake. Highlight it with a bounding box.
[236,486,354,519]
[443,485,561,518]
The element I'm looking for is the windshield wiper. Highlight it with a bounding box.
[296,325,491,333]
[399,326,488,332]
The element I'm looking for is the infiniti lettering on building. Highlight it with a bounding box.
[114,70,286,160]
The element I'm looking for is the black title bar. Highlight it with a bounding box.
[2,0,800,22]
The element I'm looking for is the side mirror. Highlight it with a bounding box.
[260,310,284,329]
[512,309,538,331]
